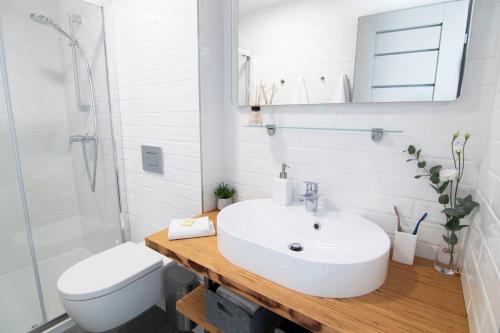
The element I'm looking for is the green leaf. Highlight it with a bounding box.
[414,175,423,179]
[438,181,449,194]
[430,184,441,193]
[406,159,414,163]
[446,217,461,230]
[429,165,442,175]
[443,235,450,244]
[416,149,422,160]
[214,182,236,199]
[443,208,463,217]
[449,232,458,246]
[430,174,440,184]
[439,194,450,205]
[454,196,480,217]
[417,161,427,168]
[408,145,416,155]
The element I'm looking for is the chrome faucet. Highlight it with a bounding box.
[297,181,320,212]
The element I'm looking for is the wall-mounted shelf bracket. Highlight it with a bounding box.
[371,128,384,142]
[266,125,276,136]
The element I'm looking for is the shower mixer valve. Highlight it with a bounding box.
[69,134,95,149]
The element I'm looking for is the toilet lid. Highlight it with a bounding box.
[57,242,163,301]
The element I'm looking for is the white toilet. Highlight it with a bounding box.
[57,242,172,332]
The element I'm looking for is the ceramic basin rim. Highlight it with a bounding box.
[217,199,390,265]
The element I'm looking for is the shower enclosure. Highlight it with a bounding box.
[0,0,123,332]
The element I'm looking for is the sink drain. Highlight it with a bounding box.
[288,242,304,252]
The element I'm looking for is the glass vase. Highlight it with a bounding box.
[434,230,460,276]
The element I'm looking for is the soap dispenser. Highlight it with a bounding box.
[273,163,292,206]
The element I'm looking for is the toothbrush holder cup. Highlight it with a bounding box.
[392,230,418,265]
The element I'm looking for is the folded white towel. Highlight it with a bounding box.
[216,286,261,316]
[168,216,216,240]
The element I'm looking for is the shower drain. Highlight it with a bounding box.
[288,242,304,252]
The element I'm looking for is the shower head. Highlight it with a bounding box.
[29,13,77,43]
[30,13,53,25]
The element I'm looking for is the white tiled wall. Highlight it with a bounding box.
[199,0,225,211]
[221,0,497,260]
[109,0,203,242]
[59,0,123,253]
[461,1,500,332]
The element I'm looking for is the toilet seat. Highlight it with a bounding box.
[58,242,163,301]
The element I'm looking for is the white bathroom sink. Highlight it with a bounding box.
[217,199,390,298]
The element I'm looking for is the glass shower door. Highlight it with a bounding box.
[0,0,124,330]
[0,19,45,333]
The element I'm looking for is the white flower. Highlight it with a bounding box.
[453,140,464,154]
[440,168,459,182]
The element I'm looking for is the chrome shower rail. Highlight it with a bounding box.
[31,13,99,192]
[74,41,99,192]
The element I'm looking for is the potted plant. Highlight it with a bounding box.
[404,132,479,275]
[214,182,236,210]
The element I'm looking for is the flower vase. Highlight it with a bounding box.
[434,230,460,275]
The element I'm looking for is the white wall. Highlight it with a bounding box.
[461,1,500,332]
[59,0,123,255]
[199,0,225,211]
[109,0,203,242]
[223,0,495,260]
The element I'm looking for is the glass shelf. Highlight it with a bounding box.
[244,124,403,142]
[245,124,403,133]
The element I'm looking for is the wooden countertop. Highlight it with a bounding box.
[145,211,469,333]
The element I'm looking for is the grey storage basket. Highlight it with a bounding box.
[205,284,279,333]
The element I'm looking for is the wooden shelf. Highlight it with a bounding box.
[147,211,468,333]
[176,285,222,333]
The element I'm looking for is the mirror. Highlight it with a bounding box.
[236,0,472,106]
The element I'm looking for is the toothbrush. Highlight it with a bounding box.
[394,206,402,232]
[412,213,428,235]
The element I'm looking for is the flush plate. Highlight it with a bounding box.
[141,145,163,174]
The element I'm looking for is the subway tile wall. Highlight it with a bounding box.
[103,1,500,331]
[222,0,496,260]
[199,0,225,211]
[461,1,500,332]
[109,0,203,242]
[59,0,124,253]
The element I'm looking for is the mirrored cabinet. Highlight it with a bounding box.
[235,0,472,105]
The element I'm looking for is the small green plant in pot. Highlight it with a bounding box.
[215,182,236,210]
[404,132,479,275]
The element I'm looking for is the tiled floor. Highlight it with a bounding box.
[0,247,92,333]
[62,306,175,333]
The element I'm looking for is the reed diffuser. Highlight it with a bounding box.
[248,81,279,126]
[249,82,264,126]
